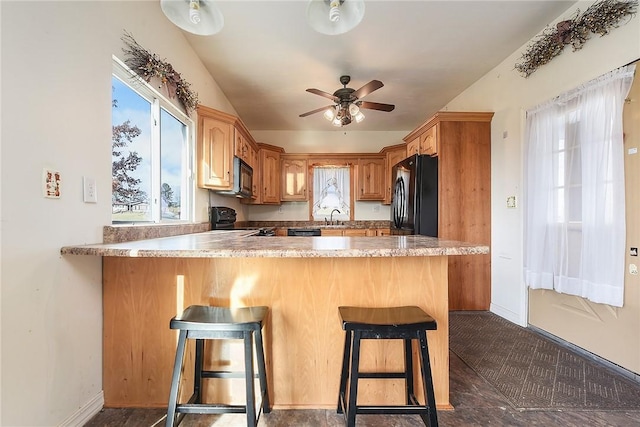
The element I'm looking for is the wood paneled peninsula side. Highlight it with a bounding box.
[61,232,488,410]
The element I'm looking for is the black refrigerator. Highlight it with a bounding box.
[390,154,438,237]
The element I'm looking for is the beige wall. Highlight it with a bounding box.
[0,1,236,425]
[444,0,640,373]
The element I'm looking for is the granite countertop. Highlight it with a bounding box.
[61,230,489,258]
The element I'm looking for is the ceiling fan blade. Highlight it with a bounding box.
[352,80,384,99]
[306,88,340,103]
[359,101,395,112]
[299,105,334,118]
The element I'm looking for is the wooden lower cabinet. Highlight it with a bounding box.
[102,256,451,410]
[320,228,387,236]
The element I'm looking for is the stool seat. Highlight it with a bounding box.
[339,306,437,331]
[171,305,268,332]
[337,306,438,427]
[166,305,270,427]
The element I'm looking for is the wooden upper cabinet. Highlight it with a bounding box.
[249,144,259,197]
[357,157,385,200]
[281,157,308,201]
[419,124,438,156]
[197,106,234,189]
[404,124,438,158]
[383,144,406,205]
[406,137,420,157]
[234,129,249,163]
[260,146,281,204]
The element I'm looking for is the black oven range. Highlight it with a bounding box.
[210,206,275,236]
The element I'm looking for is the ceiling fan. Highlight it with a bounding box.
[299,75,395,127]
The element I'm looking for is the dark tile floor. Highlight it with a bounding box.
[86,314,640,427]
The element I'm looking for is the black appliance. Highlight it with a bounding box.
[215,157,253,199]
[287,228,321,236]
[390,154,438,237]
[210,206,237,229]
[209,206,275,236]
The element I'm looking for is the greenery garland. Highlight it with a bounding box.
[121,32,198,114]
[515,0,638,78]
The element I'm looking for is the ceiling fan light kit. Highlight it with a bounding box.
[160,0,224,36]
[300,75,394,127]
[307,0,366,35]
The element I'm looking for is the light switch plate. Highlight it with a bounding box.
[506,196,517,208]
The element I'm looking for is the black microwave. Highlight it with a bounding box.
[216,156,253,198]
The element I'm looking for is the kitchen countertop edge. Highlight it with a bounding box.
[61,231,489,258]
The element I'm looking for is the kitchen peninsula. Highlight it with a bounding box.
[61,231,488,410]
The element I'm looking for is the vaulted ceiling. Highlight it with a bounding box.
[175,1,577,131]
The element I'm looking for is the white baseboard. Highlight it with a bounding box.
[490,303,526,327]
[58,391,104,427]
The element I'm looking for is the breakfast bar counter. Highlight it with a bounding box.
[61,232,488,410]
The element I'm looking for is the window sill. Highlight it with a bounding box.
[103,222,210,244]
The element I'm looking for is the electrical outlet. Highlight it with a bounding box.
[506,196,517,208]
[83,176,97,203]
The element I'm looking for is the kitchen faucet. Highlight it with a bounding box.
[330,209,340,225]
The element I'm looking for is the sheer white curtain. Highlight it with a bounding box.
[524,65,635,307]
[312,166,350,221]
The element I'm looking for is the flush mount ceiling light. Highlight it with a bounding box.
[160,0,224,36]
[306,0,365,35]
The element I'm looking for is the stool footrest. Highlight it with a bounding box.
[202,370,260,379]
[176,403,249,415]
[355,405,432,416]
[357,372,407,379]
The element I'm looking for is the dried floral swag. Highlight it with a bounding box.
[515,0,638,78]
[121,32,198,114]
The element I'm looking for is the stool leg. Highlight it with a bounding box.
[166,330,187,427]
[243,331,257,427]
[254,326,270,413]
[404,338,414,405]
[337,330,352,414]
[346,331,362,427]
[418,331,438,427]
[194,339,204,404]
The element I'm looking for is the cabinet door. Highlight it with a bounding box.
[247,143,257,169]
[384,147,407,204]
[321,229,344,236]
[261,149,281,204]
[420,124,438,156]
[344,229,367,237]
[234,129,246,161]
[357,157,385,200]
[406,138,420,157]
[198,116,233,189]
[376,228,391,236]
[281,158,308,201]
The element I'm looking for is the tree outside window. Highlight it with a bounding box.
[111,58,193,223]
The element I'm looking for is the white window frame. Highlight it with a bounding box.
[111,56,195,224]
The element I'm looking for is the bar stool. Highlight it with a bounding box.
[337,306,438,427]
[165,305,270,427]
